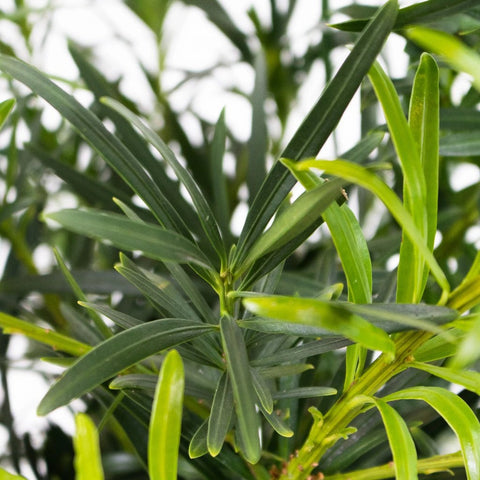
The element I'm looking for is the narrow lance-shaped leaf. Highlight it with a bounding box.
[243,296,395,359]
[333,0,479,31]
[384,386,480,480]
[406,26,480,92]
[44,209,215,273]
[410,361,480,395]
[0,54,189,233]
[73,414,105,480]
[293,159,450,302]
[220,317,261,464]
[239,177,345,275]
[149,349,184,480]
[54,248,112,339]
[209,109,231,241]
[0,311,91,357]
[232,0,398,268]
[282,159,371,304]
[37,319,216,415]
[208,372,234,457]
[247,51,268,203]
[368,60,427,303]
[365,398,417,480]
[101,97,227,265]
[408,53,440,296]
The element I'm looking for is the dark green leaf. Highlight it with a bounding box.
[219,317,261,464]
[37,319,216,415]
[233,0,398,267]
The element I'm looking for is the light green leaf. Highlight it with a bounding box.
[239,177,345,275]
[233,0,398,267]
[384,386,480,480]
[406,26,480,92]
[449,313,480,369]
[293,159,450,302]
[411,361,480,395]
[208,372,234,457]
[0,468,27,480]
[408,53,440,295]
[73,413,104,480]
[149,349,184,480]
[243,296,395,358]
[368,398,417,480]
[0,311,91,357]
[0,98,15,129]
[45,208,215,273]
[220,317,261,464]
[368,60,427,303]
[37,319,215,415]
[101,97,227,265]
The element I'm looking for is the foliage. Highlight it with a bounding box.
[1,0,480,479]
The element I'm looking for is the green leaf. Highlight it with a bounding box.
[250,368,273,414]
[208,109,230,241]
[189,420,209,459]
[73,413,104,480]
[259,406,293,438]
[410,361,480,395]
[333,0,479,31]
[45,208,215,272]
[239,177,345,275]
[243,296,395,358]
[54,249,112,338]
[368,59,427,303]
[101,97,227,265]
[233,0,398,267]
[0,311,91,357]
[384,386,480,480]
[440,132,480,156]
[247,52,268,202]
[79,302,142,329]
[0,98,15,129]
[0,54,189,233]
[115,253,198,320]
[208,372,234,457]
[272,387,337,400]
[408,53,440,295]
[282,158,372,304]
[293,159,450,302]
[37,319,216,415]
[220,317,261,464]
[406,26,480,92]
[149,349,184,480]
[368,398,417,480]
[449,313,480,369]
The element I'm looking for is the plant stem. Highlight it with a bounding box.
[278,330,431,479]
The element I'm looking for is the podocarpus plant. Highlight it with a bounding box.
[1,0,480,479]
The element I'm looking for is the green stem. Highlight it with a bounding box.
[279,330,431,479]
[324,451,463,480]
